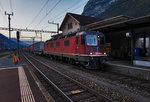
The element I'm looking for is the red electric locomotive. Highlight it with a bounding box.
[44,31,107,69]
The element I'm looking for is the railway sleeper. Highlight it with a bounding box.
[55,81,71,86]
[70,92,94,102]
[53,79,70,84]
[61,86,80,92]
[58,83,75,88]
[79,97,98,102]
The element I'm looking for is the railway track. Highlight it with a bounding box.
[33,54,150,93]
[23,53,113,102]
[0,52,12,58]
[30,53,150,100]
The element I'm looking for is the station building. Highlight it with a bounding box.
[59,13,101,35]
[83,15,150,67]
[59,13,150,67]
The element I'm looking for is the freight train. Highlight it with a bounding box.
[24,31,107,69]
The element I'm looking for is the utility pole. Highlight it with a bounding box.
[5,11,13,50]
[48,21,59,34]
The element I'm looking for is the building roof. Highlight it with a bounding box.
[83,15,132,30]
[60,13,101,30]
[87,14,150,34]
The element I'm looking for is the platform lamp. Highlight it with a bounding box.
[126,32,134,64]
[126,32,132,38]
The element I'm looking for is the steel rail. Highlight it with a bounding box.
[23,53,113,102]
[23,53,73,102]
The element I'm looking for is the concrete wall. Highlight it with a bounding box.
[62,17,80,35]
[104,62,150,81]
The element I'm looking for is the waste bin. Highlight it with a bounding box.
[134,48,140,59]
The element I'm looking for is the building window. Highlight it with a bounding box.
[64,40,69,46]
[51,42,53,47]
[56,42,60,46]
[68,23,72,29]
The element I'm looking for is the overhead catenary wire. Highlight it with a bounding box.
[27,0,50,28]
[0,9,5,19]
[48,0,83,22]
[43,25,50,30]
[0,1,5,13]
[0,1,7,23]
[42,0,86,29]
[51,0,88,23]
[9,0,13,12]
[34,0,62,29]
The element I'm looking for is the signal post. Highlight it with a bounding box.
[16,31,20,54]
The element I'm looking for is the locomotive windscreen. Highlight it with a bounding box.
[86,35,97,46]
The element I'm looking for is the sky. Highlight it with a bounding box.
[0,0,89,41]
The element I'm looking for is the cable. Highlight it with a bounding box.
[35,0,62,29]
[34,0,62,29]
[9,0,13,12]
[0,1,5,13]
[0,1,7,22]
[48,0,83,22]
[43,25,50,30]
[0,9,4,19]
[27,0,50,28]
[52,1,88,22]
[41,0,85,29]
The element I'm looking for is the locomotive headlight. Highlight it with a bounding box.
[104,52,106,55]
[90,52,93,55]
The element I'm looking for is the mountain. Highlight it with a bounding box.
[0,33,28,50]
[11,38,30,46]
[82,0,150,19]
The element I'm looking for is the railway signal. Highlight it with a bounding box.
[16,31,20,54]
[16,31,20,42]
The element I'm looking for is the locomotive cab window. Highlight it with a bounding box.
[86,35,97,46]
[81,35,85,45]
[56,42,60,46]
[64,40,69,46]
[76,37,79,44]
[51,43,53,47]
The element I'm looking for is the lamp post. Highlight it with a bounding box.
[126,31,134,64]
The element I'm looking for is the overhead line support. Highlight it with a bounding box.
[5,11,13,49]
[0,27,57,33]
[48,21,59,34]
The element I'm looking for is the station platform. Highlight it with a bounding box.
[104,60,150,81]
[0,58,54,102]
